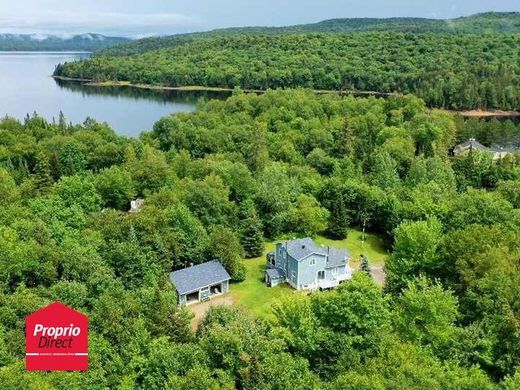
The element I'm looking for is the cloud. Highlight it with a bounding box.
[0,11,200,37]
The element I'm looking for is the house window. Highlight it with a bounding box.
[310,258,316,266]
[291,271,296,282]
[331,267,338,276]
[317,271,325,280]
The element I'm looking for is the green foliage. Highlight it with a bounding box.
[95,166,136,210]
[385,218,443,294]
[57,30,520,110]
[238,199,264,258]
[290,194,329,237]
[0,89,519,387]
[208,226,246,281]
[393,277,459,359]
[33,151,53,194]
[58,142,86,177]
[312,273,390,339]
[0,169,20,204]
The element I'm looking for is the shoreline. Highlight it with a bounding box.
[52,76,520,118]
[51,76,396,97]
[452,109,520,118]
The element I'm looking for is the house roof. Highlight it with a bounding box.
[490,145,519,153]
[281,237,350,266]
[169,260,231,295]
[266,267,286,280]
[326,246,349,268]
[283,238,326,260]
[454,138,490,153]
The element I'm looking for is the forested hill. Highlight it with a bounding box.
[55,32,520,111]
[211,11,520,35]
[97,12,520,57]
[0,33,130,51]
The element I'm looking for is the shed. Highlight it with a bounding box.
[169,260,231,306]
[265,267,286,287]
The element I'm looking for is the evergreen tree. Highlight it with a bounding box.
[34,151,53,193]
[360,254,371,276]
[238,199,264,258]
[326,194,349,240]
[58,143,85,177]
[58,110,67,133]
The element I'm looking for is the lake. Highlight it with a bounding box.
[0,52,228,137]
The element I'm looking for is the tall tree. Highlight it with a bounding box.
[34,151,53,193]
[238,199,264,258]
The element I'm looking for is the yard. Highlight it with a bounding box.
[230,228,389,320]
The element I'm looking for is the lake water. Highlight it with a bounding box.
[0,52,228,137]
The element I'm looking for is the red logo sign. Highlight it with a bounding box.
[26,302,88,371]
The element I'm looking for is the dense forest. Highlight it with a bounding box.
[0,90,520,388]
[96,12,520,57]
[0,34,129,52]
[55,31,520,110]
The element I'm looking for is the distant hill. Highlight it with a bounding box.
[98,12,520,57]
[0,33,130,51]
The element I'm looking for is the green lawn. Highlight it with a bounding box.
[315,229,389,267]
[231,229,389,320]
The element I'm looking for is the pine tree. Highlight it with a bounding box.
[238,199,264,258]
[360,254,371,276]
[34,151,53,193]
[326,195,349,240]
[58,110,67,133]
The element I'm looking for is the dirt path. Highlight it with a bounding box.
[351,263,386,287]
[188,294,236,331]
[369,265,386,287]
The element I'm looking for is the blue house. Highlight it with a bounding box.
[265,238,352,290]
[170,260,231,306]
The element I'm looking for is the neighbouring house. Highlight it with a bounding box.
[169,260,231,306]
[453,138,518,161]
[265,237,352,291]
[129,198,145,213]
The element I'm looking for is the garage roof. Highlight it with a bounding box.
[169,260,231,295]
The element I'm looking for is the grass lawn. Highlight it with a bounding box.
[315,229,389,267]
[231,228,389,320]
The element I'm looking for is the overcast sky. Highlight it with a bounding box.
[0,0,518,37]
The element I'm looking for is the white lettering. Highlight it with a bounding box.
[32,324,81,339]
[33,324,43,336]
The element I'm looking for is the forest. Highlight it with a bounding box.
[55,31,520,111]
[0,90,520,388]
[0,34,129,52]
[95,12,520,57]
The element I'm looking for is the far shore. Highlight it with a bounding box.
[452,109,520,118]
[51,76,520,118]
[51,76,396,97]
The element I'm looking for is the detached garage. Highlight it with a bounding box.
[169,260,231,306]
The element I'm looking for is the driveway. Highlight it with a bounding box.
[188,294,236,331]
[351,263,386,287]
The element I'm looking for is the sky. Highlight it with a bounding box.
[0,0,518,37]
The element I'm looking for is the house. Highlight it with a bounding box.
[128,198,144,213]
[265,238,352,291]
[169,260,231,306]
[453,138,518,161]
